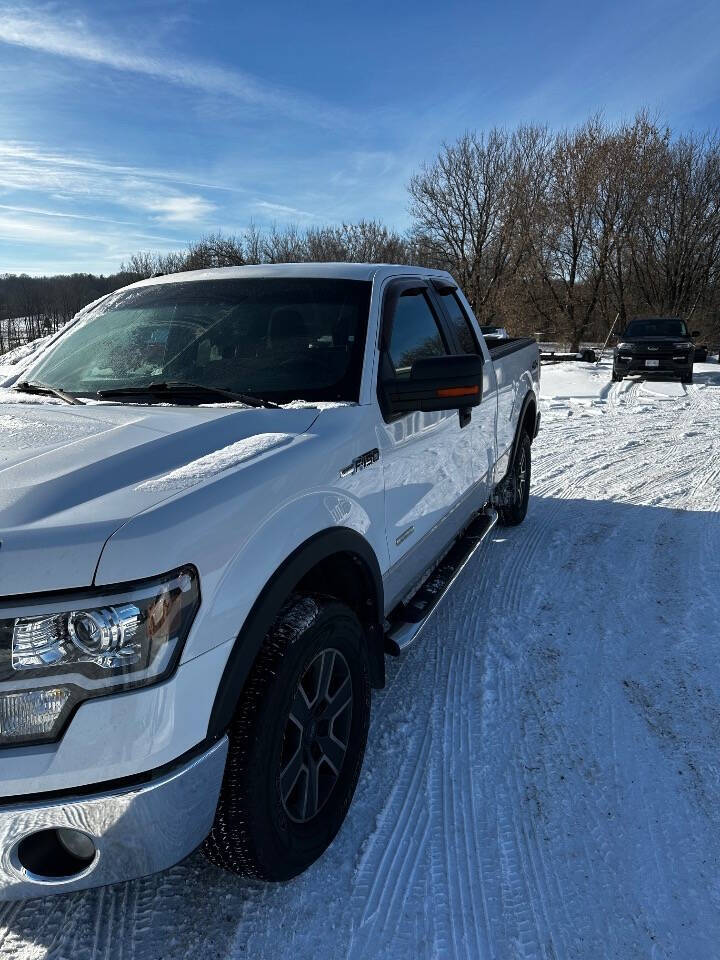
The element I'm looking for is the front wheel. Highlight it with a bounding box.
[203,596,371,881]
[495,431,531,526]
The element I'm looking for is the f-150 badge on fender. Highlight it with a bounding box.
[340,448,380,478]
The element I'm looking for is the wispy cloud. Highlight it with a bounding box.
[0,198,189,275]
[139,194,217,223]
[0,142,246,195]
[253,200,320,221]
[0,5,347,127]
[0,141,219,224]
[0,210,179,252]
[0,142,217,272]
[0,201,136,226]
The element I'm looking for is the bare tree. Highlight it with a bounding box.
[629,132,720,333]
[184,232,246,270]
[304,220,411,264]
[526,118,615,350]
[122,249,186,279]
[409,127,551,323]
[600,114,669,328]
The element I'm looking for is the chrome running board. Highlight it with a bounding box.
[385,508,498,654]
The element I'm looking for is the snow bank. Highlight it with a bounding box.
[540,359,612,401]
[137,432,294,492]
[0,336,52,382]
[638,380,686,400]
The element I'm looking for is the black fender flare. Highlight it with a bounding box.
[207,527,385,739]
[502,391,538,482]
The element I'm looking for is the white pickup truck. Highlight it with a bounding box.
[0,263,539,899]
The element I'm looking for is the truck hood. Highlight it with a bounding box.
[0,397,318,595]
[620,336,692,346]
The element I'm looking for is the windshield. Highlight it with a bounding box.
[28,278,371,403]
[623,318,688,338]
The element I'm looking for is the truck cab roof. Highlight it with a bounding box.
[126,262,456,291]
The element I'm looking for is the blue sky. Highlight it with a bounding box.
[1,0,719,276]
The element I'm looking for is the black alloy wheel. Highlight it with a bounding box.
[280,648,353,823]
[496,431,532,526]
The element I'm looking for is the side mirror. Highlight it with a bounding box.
[382,354,483,417]
[692,330,700,338]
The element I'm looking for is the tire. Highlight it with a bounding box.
[203,596,371,881]
[682,373,693,385]
[495,431,531,526]
[612,371,622,382]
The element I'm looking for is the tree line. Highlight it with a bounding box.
[3,112,720,352]
[0,271,137,353]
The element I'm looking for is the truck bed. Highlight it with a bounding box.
[485,336,537,359]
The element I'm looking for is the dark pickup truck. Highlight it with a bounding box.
[612,317,699,384]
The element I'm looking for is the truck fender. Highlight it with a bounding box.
[207,527,385,739]
[502,391,538,482]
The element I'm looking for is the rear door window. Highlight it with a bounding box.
[435,290,480,354]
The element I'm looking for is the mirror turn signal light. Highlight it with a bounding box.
[436,385,480,398]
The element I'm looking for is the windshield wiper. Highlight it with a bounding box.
[14,380,84,406]
[96,381,280,409]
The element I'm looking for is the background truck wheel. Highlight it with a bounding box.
[496,431,531,527]
[204,596,371,882]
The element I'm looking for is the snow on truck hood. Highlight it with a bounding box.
[0,396,318,595]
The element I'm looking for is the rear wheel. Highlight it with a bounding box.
[204,596,371,881]
[496,431,531,526]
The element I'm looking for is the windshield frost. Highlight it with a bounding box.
[29,278,371,404]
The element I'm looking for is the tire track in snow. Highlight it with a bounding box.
[432,638,488,959]
[493,499,565,618]
[492,663,544,958]
[346,719,432,954]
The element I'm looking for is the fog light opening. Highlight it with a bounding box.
[16,828,97,880]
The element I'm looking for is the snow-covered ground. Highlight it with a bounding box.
[2,359,720,959]
[0,337,51,382]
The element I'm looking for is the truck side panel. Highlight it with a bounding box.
[489,339,540,482]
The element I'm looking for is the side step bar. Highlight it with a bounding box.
[385,508,498,654]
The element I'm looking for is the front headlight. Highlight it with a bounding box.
[616,342,633,350]
[673,343,691,350]
[0,566,199,746]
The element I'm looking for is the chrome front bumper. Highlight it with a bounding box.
[0,737,228,900]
